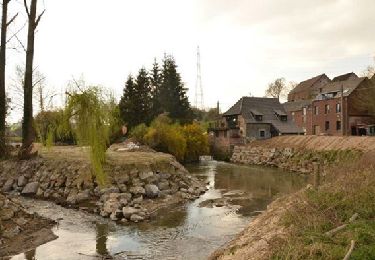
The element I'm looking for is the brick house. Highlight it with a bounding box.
[285,74,375,136]
[209,97,303,152]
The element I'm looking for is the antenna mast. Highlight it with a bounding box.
[194,46,204,109]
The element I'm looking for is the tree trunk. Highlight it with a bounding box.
[0,0,9,158]
[19,0,38,159]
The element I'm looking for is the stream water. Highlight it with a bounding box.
[11,161,308,260]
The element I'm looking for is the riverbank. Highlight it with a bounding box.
[0,144,207,225]
[211,142,375,259]
[0,194,57,257]
[230,136,373,173]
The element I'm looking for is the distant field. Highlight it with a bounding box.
[250,135,375,151]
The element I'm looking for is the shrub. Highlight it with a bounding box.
[182,123,209,162]
[130,123,148,143]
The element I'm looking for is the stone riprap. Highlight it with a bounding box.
[231,145,360,174]
[0,148,207,224]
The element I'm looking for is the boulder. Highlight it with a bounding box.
[122,207,140,219]
[139,171,153,180]
[17,175,28,187]
[145,184,159,198]
[2,179,14,192]
[129,186,145,195]
[21,182,40,195]
[157,181,170,191]
[130,214,144,222]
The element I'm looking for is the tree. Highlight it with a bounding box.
[119,69,152,129]
[18,0,45,159]
[158,55,192,123]
[265,78,296,101]
[0,0,17,157]
[150,59,162,119]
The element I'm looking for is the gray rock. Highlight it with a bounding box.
[115,174,129,184]
[129,186,145,195]
[100,186,120,195]
[122,207,140,219]
[21,182,40,195]
[102,199,121,215]
[145,184,159,198]
[157,181,170,191]
[130,214,144,222]
[139,171,153,180]
[17,175,28,187]
[132,195,143,204]
[118,184,127,193]
[2,179,14,192]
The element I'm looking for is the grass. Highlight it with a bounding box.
[271,152,375,260]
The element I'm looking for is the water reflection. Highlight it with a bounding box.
[13,161,308,260]
[96,223,109,256]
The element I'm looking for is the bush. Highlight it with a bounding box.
[133,115,209,162]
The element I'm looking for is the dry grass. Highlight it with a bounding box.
[271,152,375,259]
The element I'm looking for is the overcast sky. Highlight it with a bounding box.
[5,0,375,122]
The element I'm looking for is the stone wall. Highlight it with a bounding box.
[0,151,207,224]
[231,145,360,174]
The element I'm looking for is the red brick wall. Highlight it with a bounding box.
[311,99,344,136]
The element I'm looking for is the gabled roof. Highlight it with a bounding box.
[223,97,303,134]
[319,77,367,97]
[332,72,358,82]
[289,74,329,94]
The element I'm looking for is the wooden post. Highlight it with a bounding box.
[313,162,321,189]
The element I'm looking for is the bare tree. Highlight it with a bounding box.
[18,0,45,159]
[265,78,294,100]
[1,0,17,156]
[360,57,375,79]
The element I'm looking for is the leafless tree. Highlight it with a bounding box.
[360,56,375,79]
[19,0,45,159]
[1,0,17,156]
[265,78,295,100]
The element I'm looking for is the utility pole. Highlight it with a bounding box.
[194,46,204,110]
[341,84,345,136]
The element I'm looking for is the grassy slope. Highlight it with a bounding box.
[272,152,375,259]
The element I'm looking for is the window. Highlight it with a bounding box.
[314,106,319,115]
[215,131,219,137]
[319,88,323,93]
[325,104,330,114]
[325,121,330,131]
[259,130,265,138]
[303,107,307,115]
[255,115,263,121]
[280,115,287,121]
[336,121,341,131]
[224,130,227,138]
[336,103,341,113]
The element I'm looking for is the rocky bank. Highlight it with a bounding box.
[0,145,207,225]
[231,145,360,174]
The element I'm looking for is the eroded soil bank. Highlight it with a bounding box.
[0,194,57,258]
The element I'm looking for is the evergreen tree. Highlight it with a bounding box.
[150,59,162,118]
[119,75,137,128]
[119,68,152,129]
[159,55,192,123]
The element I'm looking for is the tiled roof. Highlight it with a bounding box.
[289,74,329,94]
[319,77,367,97]
[332,72,358,82]
[223,97,303,134]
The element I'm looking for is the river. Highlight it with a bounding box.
[11,161,308,260]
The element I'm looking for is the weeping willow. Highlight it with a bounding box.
[65,87,116,186]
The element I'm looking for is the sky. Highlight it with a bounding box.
[4,0,375,122]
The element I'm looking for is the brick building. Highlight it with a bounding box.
[287,74,331,102]
[284,73,375,136]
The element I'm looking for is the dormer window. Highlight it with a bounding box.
[274,109,288,122]
[250,109,263,121]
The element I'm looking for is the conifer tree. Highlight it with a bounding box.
[119,68,152,128]
[119,75,136,128]
[150,59,162,118]
[159,55,192,124]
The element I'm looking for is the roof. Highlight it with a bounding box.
[318,77,367,97]
[289,74,329,94]
[223,97,303,134]
[332,72,358,82]
[283,100,311,112]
